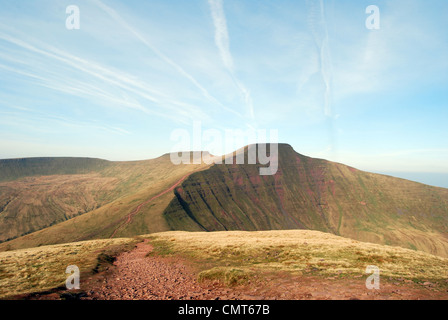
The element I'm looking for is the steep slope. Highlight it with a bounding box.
[0,155,210,243]
[163,144,448,257]
[2,144,448,258]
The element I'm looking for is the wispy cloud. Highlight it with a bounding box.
[307,0,333,117]
[208,0,233,71]
[330,0,448,101]
[0,0,446,170]
[0,28,213,124]
[0,108,131,136]
[92,0,244,120]
[92,1,210,100]
[208,0,255,121]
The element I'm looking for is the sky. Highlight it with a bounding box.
[0,0,447,187]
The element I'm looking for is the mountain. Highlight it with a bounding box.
[0,157,111,182]
[164,144,448,256]
[1,144,447,258]
[0,155,209,243]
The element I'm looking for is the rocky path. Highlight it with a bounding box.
[85,240,243,300]
[81,239,448,301]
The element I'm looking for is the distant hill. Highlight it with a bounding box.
[373,171,448,189]
[0,157,111,182]
[1,144,447,258]
[0,155,209,243]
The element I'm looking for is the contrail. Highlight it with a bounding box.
[93,0,244,119]
[307,0,333,117]
[319,0,332,118]
[0,30,211,124]
[307,0,337,160]
[208,0,234,71]
[208,0,255,120]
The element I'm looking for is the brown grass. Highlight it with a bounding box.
[0,238,138,298]
[0,156,210,251]
[145,230,448,284]
[2,229,447,298]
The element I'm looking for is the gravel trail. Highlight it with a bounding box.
[86,240,241,300]
[81,240,448,301]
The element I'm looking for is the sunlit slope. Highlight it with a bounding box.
[0,237,137,298]
[0,155,209,249]
[148,230,448,282]
[163,144,448,257]
[2,229,447,299]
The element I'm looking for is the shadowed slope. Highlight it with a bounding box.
[163,144,448,257]
[0,154,210,246]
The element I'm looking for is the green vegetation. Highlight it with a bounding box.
[198,267,254,286]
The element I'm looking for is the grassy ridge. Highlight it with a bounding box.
[147,230,448,287]
[0,156,210,250]
[0,157,111,182]
[2,230,447,299]
[0,174,122,242]
[0,237,138,298]
[0,155,210,243]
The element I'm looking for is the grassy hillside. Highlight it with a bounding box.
[0,155,210,250]
[0,173,122,242]
[0,157,111,182]
[1,230,447,299]
[163,144,448,257]
[0,237,137,298]
[148,230,448,287]
[1,144,447,259]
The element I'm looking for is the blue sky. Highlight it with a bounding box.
[0,0,447,187]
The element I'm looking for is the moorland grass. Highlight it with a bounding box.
[145,230,448,286]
